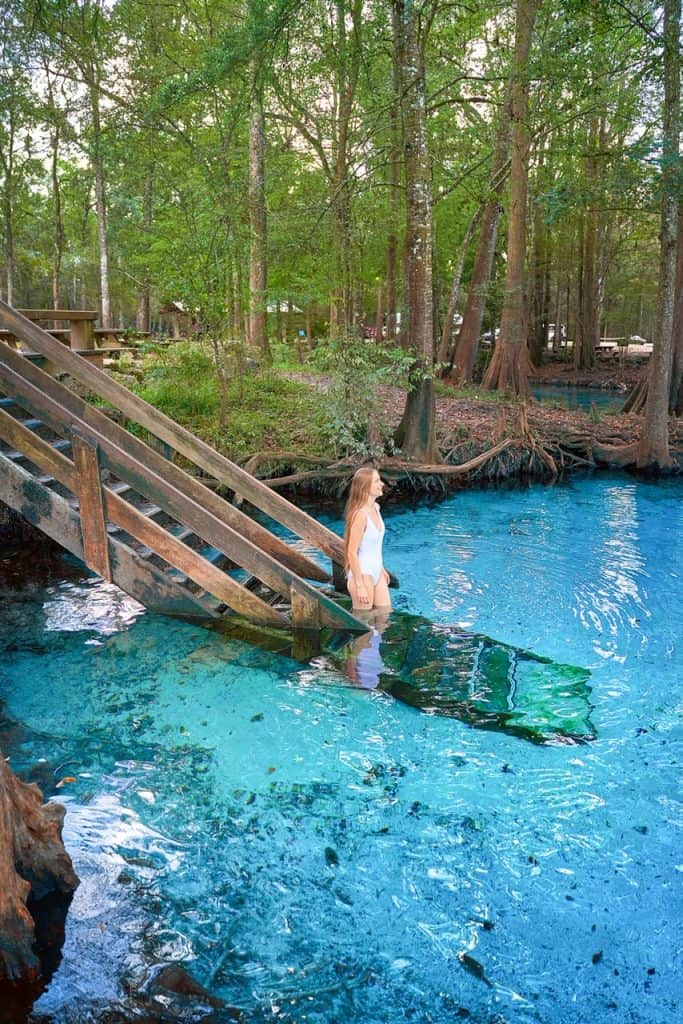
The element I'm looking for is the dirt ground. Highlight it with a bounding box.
[364,360,647,449]
[287,358,682,480]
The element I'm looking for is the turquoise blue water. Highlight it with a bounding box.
[532,384,624,411]
[1,473,682,1023]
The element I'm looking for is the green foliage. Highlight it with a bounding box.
[125,343,331,459]
[311,334,411,458]
[0,0,669,360]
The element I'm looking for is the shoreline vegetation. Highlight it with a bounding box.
[107,343,682,505]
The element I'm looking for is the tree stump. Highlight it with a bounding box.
[0,749,79,983]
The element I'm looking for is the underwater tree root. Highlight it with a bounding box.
[0,751,79,983]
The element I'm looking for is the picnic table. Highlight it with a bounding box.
[17,309,99,349]
[0,309,146,376]
[0,309,99,351]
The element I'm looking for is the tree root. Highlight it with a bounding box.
[260,439,516,489]
[592,440,638,467]
[0,752,79,983]
[223,401,681,497]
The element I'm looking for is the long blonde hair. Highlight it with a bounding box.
[343,466,377,572]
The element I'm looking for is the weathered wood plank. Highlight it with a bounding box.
[17,309,98,321]
[1,301,347,568]
[0,408,288,627]
[69,319,94,349]
[0,453,216,620]
[71,431,111,581]
[290,580,321,631]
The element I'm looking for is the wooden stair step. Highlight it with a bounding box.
[2,436,71,460]
[158,547,231,590]
[108,480,131,496]
[135,502,163,518]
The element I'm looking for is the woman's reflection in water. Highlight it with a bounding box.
[344,609,391,690]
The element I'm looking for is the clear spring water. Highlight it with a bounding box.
[1,473,682,1024]
[531,384,624,411]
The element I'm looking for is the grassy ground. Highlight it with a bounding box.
[113,343,333,461]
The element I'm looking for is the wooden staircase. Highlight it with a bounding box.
[0,301,366,633]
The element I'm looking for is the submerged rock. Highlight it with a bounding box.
[328,612,595,745]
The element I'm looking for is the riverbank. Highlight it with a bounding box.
[254,366,682,498]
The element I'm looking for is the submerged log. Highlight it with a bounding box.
[0,750,79,984]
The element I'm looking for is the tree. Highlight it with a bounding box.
[669,210,683,414]
[635,0,680,469]
[483,0,539,395]
[0,21,37,305]
[447,99,511,383]
[248,70,270,359]
[393,0,437,462]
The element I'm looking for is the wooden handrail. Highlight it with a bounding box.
[0,300,347,567]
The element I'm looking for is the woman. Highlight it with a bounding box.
[344,466,391,612]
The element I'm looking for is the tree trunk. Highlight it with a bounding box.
[2,190,13,306]
[529,141,549,366]
[0,105,16,306]
[483,0,539,395]
[43,66,64,311]
[136,167,153,333]
[386,16,401,343]
[248,78,270,361]
[437,207,482,373]
[51,129,64,310]
[305,304,313,347]
[636,0,680,469]
[393,0,437,462]
[375,284,384,341]
[330,0,362,335]
[450,109,512,383]
[90,79,112,328]
[669,209,683,414]
[575,119,600,370]
[0,751,79,983]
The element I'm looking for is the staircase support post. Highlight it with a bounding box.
[290,579,322,630]
[72,430,111,581]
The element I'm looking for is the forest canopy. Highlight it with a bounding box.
[0,0,680,466]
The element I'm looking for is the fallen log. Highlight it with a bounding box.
[0,750,79,984]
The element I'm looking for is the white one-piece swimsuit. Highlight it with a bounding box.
[349,504,385,585]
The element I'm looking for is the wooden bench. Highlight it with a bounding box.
[94,327,127,346]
